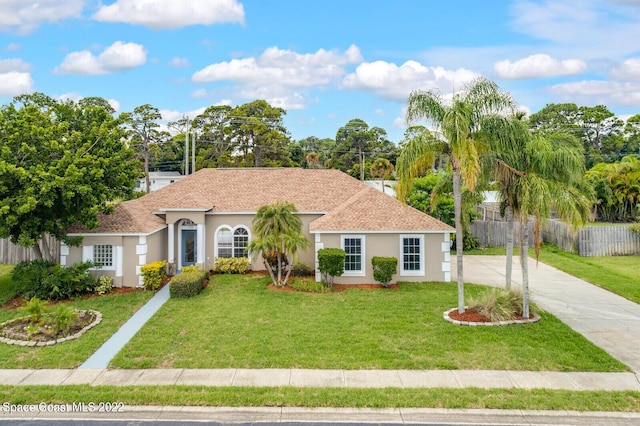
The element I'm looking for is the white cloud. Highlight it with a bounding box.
[0,58,31,73]
[0,0,84,34]
[611,58,640,81]
[93,0,244,29]
[4,43,20,52]
[494,54,587,79]
[342,60,480,101]
[169,57,190,68]
[548,80,640,106]
[53,41,147,75]
[193,45,362,87]
[0,72,34,96]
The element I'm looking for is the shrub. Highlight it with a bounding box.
[140,260,167,290]
[317,248,345,286]
[630,223,640,236]
[289,277,333,293]
[372,256,397,287]
[292,262,314,277]
[468,288,541,322]
[13,260,96,300]
[95,275,113,295]
[170,270,208,298]
[213,257,250,274]
[52,305,78,333]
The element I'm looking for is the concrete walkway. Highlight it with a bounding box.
[459,255,640,373]
[79,283,170,369]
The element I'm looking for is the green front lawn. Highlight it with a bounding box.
[111,274,626,372]
[466,245,640,303]
[0,290,153,369]
[0,264,16,305]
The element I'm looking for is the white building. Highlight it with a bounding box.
[135,171,184,192]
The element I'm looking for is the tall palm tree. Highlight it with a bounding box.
[484,116,592,317]
[370,157,394,194]
[248,201,311,287]
[397,77,515,314]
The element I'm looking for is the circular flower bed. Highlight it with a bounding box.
[0,310,102,346]
[443,307,540,326]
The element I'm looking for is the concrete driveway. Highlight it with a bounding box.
[455,255,640,372]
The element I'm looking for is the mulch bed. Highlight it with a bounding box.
[0,310,97,343]
[448,307,532,323]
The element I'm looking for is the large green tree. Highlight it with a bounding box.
[247,201,311,287]
[397,77,515,314]
[586,155,640,222]
[121,104,168,193]
[0,93,138,261]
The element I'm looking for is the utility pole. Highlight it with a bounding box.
[185,118,190,175]
[192,124,196,175]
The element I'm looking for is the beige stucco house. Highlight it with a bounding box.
[63,168,454,287]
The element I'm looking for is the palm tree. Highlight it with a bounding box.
[247,201,311,287]
[484,116,592,317]
[397,77,515,314]
[369,157,394,194]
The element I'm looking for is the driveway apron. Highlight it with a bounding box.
[456,255,640,373]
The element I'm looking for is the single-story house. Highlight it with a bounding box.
[64,168,454,286]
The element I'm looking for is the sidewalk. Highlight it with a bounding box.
[1,367,639,390]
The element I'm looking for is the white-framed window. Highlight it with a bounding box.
[400,234,425,276]
[341,235,365,276]
[93,244,113,268]
[216,225,250,258]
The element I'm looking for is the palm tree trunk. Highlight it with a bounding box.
[521,218,530,319]
[452,167,465,314]
[505,205,514,290]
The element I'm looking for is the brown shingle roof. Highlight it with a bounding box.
[69,168,453,234]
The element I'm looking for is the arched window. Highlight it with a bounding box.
[216,225,250,258]
[233,228,249,258]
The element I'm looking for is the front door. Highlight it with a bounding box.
[181,229,197,269]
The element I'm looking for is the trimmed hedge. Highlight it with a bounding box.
[213,257,250,274]
[169,270,208,298]
[317,248,345,286]
[372,256,397,287]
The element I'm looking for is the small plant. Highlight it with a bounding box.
[140,260,167,290]
[630,223,640,236]
[292,262,314,277]
[181,264,202,273]
[22,297,48,323]
[468,288,541,322]
[372,256,397,287]
[317,248,345,286]
[289,277,333,293]
[213,257,250,274]
[53,305,78,334]
[95,275,113,295]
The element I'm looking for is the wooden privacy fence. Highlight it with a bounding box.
[471,220,640,257]
[0,236,60,264]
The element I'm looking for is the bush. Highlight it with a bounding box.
[52,305,78,333]
[372,256,397,287]
[468,288,541,322]
[292,262,314,277]
[21,297,48,323]
[317,248,345,286]
[170,270,208,298]
[630,223,640,236]
[213,257,250,274]
[181,264,202,273]
[12,260,96,300]
[94,275,113,296]
[140,260,167,290]
[289,277,333,293]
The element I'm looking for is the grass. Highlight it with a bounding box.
[466,245,640,303]
[1,385,639,412]
[0,290,153,368]
[111,273,626,372]
[0,264,16,305]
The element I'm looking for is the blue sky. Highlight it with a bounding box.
[1,0,640,143]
